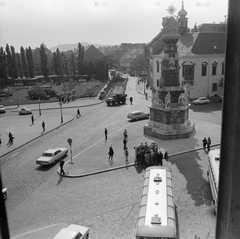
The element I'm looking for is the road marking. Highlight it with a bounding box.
[72,123,132,159]
[5,151,19,160]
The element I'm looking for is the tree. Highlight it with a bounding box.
[10,46,18,79]
[0,47,8,86]
[6,44,14,79]
[70,53,76,76]
[26,47,35,78]
[52,52,59,76]
[39,44,49,78]
[20,46,29,78]
[77,43,84,75]
[95,56,112,81]
[16,53,23,79]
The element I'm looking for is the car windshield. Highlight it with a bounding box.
[42,153,53,157]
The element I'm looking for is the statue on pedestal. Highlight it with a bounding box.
[164,91,171,109]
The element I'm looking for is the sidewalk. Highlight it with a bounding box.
[0,97,103,157]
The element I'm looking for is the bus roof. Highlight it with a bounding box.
[136,166,176,237]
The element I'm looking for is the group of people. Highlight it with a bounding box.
[203,137,211,151]
[135,142,169,167]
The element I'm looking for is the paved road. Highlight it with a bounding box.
[1,76,222,239]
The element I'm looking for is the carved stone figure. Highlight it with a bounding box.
[164,91,171,109]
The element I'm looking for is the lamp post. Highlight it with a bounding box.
[38,98,41,116]
[59,102,63,124]
[16,93,19,107]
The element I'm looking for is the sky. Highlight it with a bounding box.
[0,0,229,51]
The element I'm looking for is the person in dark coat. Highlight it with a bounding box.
[164,151,169,161]
[108,145,114,160]
[130,97,133,105]
[42,121,45,132]
[207,137,211,151]
[104,128,108,140]
[76,108,81,118]
[59,160,65,175]
[203,137,207,148]
[8,132,14,144]
[31,115,34,124]
[158,151,163,166]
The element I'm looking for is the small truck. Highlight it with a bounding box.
[106,93,127,106]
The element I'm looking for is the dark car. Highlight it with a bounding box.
[213,95,223,103]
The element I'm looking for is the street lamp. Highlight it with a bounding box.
[59,102,63,124]
[38,98,41,116]
[16,93,19,107]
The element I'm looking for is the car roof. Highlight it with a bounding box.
[45,149,58,153]
[129,111,144,114]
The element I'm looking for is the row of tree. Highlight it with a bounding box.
[0,45,35,85]
[0,42,112,86]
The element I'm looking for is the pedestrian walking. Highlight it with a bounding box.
[59,160,65,175]
[125,147,129,161]
[203,137,207,148]
[31,114,34,124]
[207,137,211,151]
[108,144,114,160]
[42,121,45,132]
[8,132,14,144]
[104,128,108,140]
[123,138,127,150]
[76,108,81,118]
[130,96,133,105]
[0,134,2,146]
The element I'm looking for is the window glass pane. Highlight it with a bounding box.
[202,65,207,76]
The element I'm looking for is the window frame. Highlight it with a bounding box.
[212,61,218,76]
[201,62,208,76]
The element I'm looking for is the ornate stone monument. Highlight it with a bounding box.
[144,6,195,140]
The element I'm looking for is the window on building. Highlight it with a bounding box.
[201,62,208,76]
[212,83,217,92]
[212,61,218,75]
[182,65,194,81]
[156,61,159,73]
[222,62,225,75]
[157,79,160,87]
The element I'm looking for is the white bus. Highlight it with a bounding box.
[135,166,176,239]
[207,149,220,214]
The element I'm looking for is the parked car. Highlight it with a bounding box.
[192,97,210,105]
[0,105,6,113]
[36,148,68,165]
[213,95,223,103]
[2,188,8,200]
[19,107,32,115]
[127,111,150,121]
[11,223,89,239]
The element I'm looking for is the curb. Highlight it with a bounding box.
[10,99,105,113]
[0,116,75,158]
[57,143,220,178]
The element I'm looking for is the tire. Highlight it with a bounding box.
[136,118,139,121]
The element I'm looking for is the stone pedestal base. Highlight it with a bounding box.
[144,106,195,140]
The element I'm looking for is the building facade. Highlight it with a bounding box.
[145,2,226,99]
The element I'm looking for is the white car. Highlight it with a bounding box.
[0,104,6,113]
[19,107,32,115]
[127,111,150,121]
[192,97,210,105]
[54,224,89,239]
[11,223,89,239]
[36,148,68,165]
